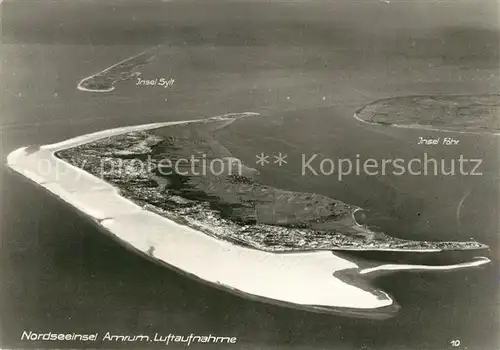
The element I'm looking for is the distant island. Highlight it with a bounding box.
[77,46,160,92]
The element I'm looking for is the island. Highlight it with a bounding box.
[355,94,500,134]
[6,112,491,319]
[55,113,488,253]
[77,46,161,92]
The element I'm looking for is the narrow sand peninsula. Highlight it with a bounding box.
[355,94,500,135]
[6,113,491,319]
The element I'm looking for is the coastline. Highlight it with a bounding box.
[6,114,491,319]
[354,94,500,136]
[76,45,162,93]
[55,113,490,253]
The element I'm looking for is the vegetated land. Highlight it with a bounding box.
[356,94,500,134]
[56,116,488,252]
[78,48,159,91]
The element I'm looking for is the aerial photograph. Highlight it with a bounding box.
[1,0,499,349]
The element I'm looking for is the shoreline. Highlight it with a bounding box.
[76,45,162,93]
[55,114,489,253]
[6,114,491,319]
[354,94,500,136]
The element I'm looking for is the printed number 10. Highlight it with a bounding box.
[450,340,461,347]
